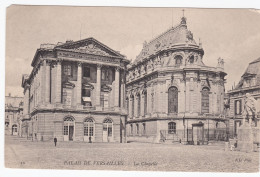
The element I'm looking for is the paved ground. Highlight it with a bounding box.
[5,134,259,172]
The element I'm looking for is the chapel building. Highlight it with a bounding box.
[125,17,227,144]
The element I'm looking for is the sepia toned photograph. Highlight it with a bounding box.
[3,4,260,173]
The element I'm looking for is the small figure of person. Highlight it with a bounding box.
[54,137,57,147]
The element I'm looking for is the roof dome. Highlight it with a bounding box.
[134,17,202,64]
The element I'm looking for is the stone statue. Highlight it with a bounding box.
[243,93,257,126]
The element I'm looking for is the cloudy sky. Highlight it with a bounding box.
[5,6,260,97]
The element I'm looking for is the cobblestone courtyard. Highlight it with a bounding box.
[5,134,259,172]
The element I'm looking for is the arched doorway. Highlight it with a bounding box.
[84,118,95,142]
[63,117,75,141]
[12,124,18,135]
[103,118,113,142]
[168,87,178,113]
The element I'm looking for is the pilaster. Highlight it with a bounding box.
[76,62,82,105]
[45,60,51,104]
[56,59,62,103]
[96,64,101,107]
[114,66,120,107]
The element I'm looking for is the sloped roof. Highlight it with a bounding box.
[236,57,260,88]
[133,17,199,64]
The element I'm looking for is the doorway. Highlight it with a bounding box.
[192,122,204,145]
[103,118,113,142]
[63,117,75,141]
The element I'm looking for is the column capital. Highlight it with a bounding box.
[97,64,102,69]
[115,66,121,72]
[57,58,63,65]
[46,59,52,65]
[77,61,82,67]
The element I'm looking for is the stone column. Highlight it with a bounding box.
[96,64,101,107]
[120,72,125,108]
[40,60,46,104]
[141,93,145,117]
[114,67,120,107]
[45,60,51,104]
[56,59,62,104]
[129,98,133,118]
[76,62,82,106]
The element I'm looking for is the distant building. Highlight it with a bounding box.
[125,16,227,144]
[227,57,260,138]
[5,93,23,136]
[21,38,130,142]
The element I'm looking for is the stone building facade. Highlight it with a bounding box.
[125,17,227,144]
[5,94,23,136]
[21,38,130,142]
[227,57,260,138]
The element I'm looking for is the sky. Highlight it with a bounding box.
[5,6,260,97]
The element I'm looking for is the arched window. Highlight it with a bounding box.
[126,97,129,114]
[63,116,75,141]
[131,95,134,117]
[144,91,147,115]
[175,55,183,65]
[189,55,194,64]
[84,118,94,137]
[103,118,113,137]
[168,122,176,134]
[151,93,154,112]
[201,87,210,113]
[137,93,141,117]
[168,87,178,113]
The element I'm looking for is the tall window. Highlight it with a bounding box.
[189,55,194,64]
[130,124,133,135]
[64,65,72,76]
[131,96,134,117]
[235,100,242,115]
[142,123,146,135]
[168,122,176,134]
[201,87,210,113]
[151,93,154,112]
[103,118,113,137]
[168,87,178,113]
[84,118,94,136]
[136,124,139,135]
[144,91,147,115]
[102,68,109,81]
[83,67,90,78]
[126,97,129,114]
[137,93,141,117]
[175,55,183,65]
[101,92,109,108]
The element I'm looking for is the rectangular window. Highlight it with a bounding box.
[235,100,242,115]
[83,67,90,78]
[89,127,94,136]
[136,124,139,135]
[143,123,146,135]
[130,124,133,135]
[102,69,109,81]
[64,65,72,76]
[64,126,68,135]
[108,127,112,137]
[84,127,88,136]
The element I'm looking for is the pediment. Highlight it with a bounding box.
[63,81,75,89]
[101,84,112,92]
[82,83,94,90]
[56,38,124,58]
